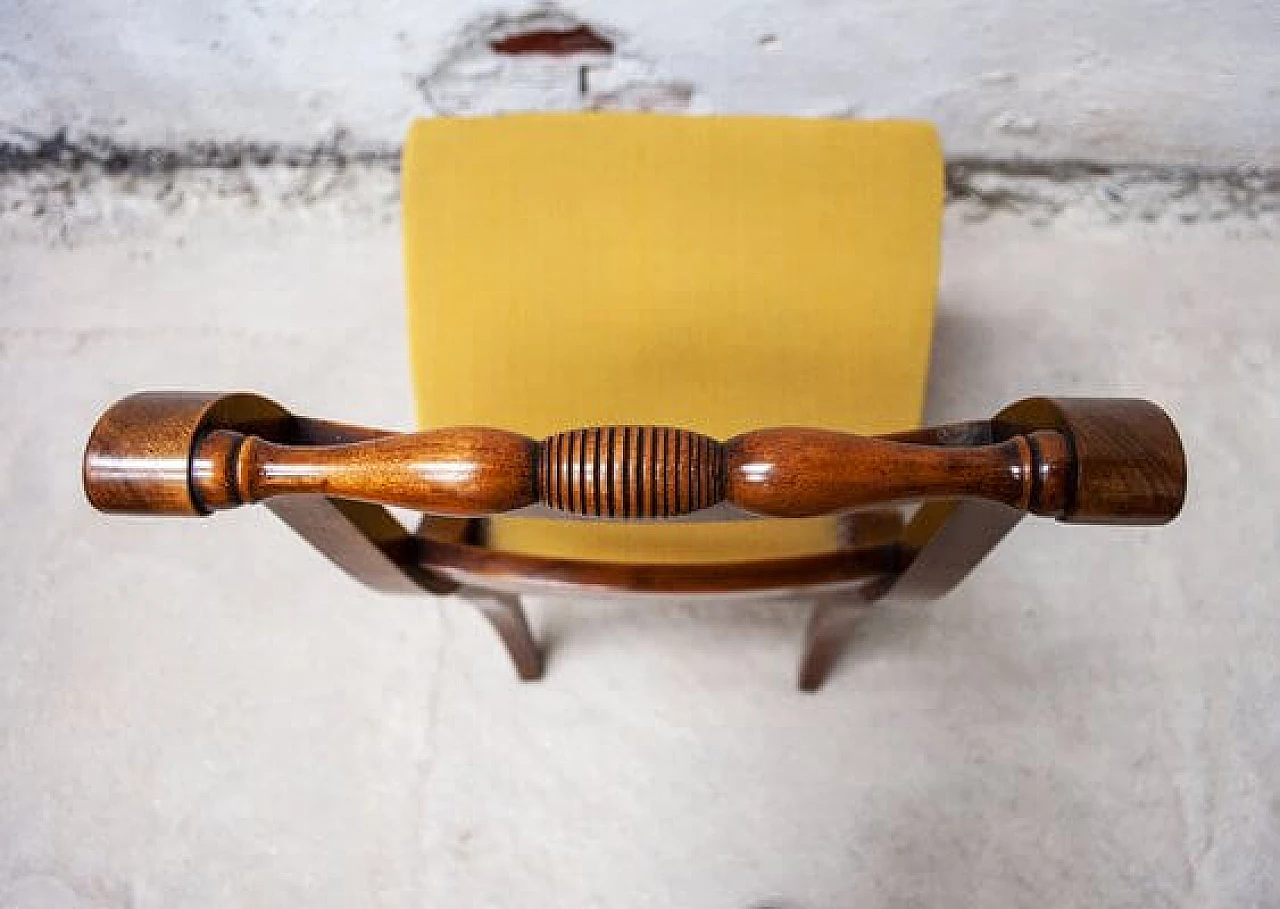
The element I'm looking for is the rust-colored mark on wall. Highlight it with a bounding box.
[490,26,614,56]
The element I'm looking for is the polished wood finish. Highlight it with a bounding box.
[83,392,292,515]
[994,397,1186,523]
[85,394,1182,525]
[82,391,1187,689]
[725,428,1071,517]
[196,428,537,517]
[540,426,723,518]
[418,533,902,596]
[81,392,543,678]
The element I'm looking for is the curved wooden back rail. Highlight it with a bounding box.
[82,391,1186,689]
[85,392,1184,525]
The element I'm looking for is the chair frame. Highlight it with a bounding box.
[83,391,1185,690]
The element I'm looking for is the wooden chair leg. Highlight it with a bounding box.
[459,588,544,681]
[797,501,1025,690]
[796,509,905,691]
[413,518,542,680]
[268,504,541,679]
[797,592,877,692]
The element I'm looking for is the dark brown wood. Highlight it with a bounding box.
[83,391,1187,687]
[880,420,994,447]
[795,501,1028,691]
[83,392,292,515]
[797,589,880,692]
[540,426,724,517]
[89,394,1181,525]
[194,428,537,516]
[81,392,545,677]
[993,397,1186,524]
[724,428,1072,518]
[798,510,908,691]
[462,589,544,680]
[415,531,903,596]
[266,502,543,678]
[267,495,456,595]
[793,399,1191,690]
[889,499,1027,601]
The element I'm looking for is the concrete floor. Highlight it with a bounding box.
[1,175,1277,907]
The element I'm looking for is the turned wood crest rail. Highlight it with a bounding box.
[84,392,1186,526]
[82,391,1185,689]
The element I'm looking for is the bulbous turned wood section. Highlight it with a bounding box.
[84,392,1186,526]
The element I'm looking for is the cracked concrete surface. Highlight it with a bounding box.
[5,0,1279,161]
[0,164,1278,906]
[417,7,701,115]
[2,2,1278,900]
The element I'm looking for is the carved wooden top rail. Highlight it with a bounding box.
[84,391,1185,526]
[80,390,1184,687]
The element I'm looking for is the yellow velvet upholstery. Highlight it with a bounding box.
[402,114,942,563]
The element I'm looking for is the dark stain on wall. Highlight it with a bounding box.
[0,129,397,174]
[490,24,614,56]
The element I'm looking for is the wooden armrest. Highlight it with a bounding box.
[83,391,1185,525]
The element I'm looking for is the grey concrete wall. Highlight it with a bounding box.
[3,3,1279,907]
[3,0,1279,164]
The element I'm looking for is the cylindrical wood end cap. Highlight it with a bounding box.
[83,392,291,515]
[995,397,1187,524]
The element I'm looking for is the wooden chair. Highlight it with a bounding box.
[81,115,1186,690]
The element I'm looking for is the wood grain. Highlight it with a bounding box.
[85,393,1185,526]
[81,391,1189,687]
[538,426,723,517]
[994,397,1186,524]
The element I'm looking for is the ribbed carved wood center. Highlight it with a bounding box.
[538,427,725,518]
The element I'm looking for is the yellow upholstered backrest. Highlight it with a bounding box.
[403,114,942,563]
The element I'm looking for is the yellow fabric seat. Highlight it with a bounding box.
[402,114,942,563]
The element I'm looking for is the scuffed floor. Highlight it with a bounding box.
[0,180,1277,907]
